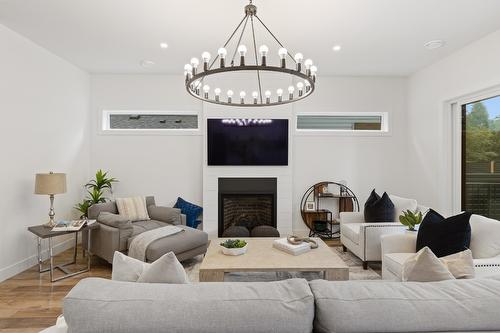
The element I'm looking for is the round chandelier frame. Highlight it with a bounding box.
[184,1,317,107]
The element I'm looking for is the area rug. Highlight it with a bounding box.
[182,246,381,282]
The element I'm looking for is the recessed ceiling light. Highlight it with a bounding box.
[332,45,342,52]
[160,42,168,49]
[140,60,155,67]
[424,40,445,50]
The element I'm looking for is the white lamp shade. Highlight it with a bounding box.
[35,173,67,195]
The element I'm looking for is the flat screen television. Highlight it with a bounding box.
[207,119,288,166]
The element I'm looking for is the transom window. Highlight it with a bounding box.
[296,113,388,132]
[102,111,199,132]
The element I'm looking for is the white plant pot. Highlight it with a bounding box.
[221,244,248,256]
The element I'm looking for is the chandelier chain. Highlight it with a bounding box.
[250,15,263,103]
[229,15,250,66]
[255,15,297,64]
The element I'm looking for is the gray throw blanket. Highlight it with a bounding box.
[128,225,184,261]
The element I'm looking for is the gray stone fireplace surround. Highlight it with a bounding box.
[218,178,277,237]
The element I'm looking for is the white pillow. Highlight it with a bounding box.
[402,247,455,282]
[116,196,150,221]
[112,251,189,284]
[441,249,475,279]
[469,214,500,258]
[389,194,418,221]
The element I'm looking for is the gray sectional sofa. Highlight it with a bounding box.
[82,196,208,263]
[63,276,500,333]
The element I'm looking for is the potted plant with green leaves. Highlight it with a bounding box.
[220,239,248,256]
[75,170,118,218]
[398,209,423,231]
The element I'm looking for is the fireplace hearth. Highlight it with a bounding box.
[218,178,277,237]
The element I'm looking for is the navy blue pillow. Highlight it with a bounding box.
[416,209,472,257]
[174,197,202,229]
[364,190,395,222]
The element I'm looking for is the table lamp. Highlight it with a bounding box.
[35,172,67,228]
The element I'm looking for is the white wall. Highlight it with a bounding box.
[90,74,409,235]
[89,75,203,207]
[0,25,90,281]
[407,29,500,214]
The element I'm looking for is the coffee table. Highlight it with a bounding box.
[199,238,349,282]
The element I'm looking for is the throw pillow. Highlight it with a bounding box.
[441,249,475,279]
[364,190,395,222]
[116,196,150,222]
[416,209,472,257]
[97,212,132,229]
[389,195,418,221]
[402,247,455,282]
[174,197,203,228]
[112,251,189,284]
[469,214,500,258]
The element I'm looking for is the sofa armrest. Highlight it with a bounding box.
[339,212,365,224]
[148,205,183,225]
[381,233,417,257]
[97,212,132,230]
[180,214,187,226]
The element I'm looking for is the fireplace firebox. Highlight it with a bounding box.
[218,178,277,237]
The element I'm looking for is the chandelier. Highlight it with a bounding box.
[183,0,317,107]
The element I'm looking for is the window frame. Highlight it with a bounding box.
[294,111,390,136]
[100,110,202,136]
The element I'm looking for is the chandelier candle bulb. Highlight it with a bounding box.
[305,80,311,93]
[214,88,221,102]
[288,86,295,100]
[277,88,283,102]
[259,45,269,66]
[265,90,271,104]
[252,91,259,104]
[310,65,318,82]
[305,59,313,76]
[194,80,201,95]
[238,45,247,66]
[190,57,199,75]
[203,85,210,98]
[227,90,234,103]
[294,53,304,71]
[278,48,287,68]
[297,82,304,96]
[202,52,211,71]
[218,47,227,67]
[239,91,246,104]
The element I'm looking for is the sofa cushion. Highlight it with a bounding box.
[145,225,208,262]
[384,252,412,278]
[97,212,132,229]
[341,224,360,245]
[389,195,418,221]
[130,219,168,237]
[116,196,150,222]
[88,201,118,219]
[469,214,500,258]
[147,206,182,225]
[309,278,500,333]
[416,209,472,257]
[64,278,314,333]
[174,197,203,228]
[364,190,395,222]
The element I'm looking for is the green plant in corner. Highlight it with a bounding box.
[399,209,423,231]
[74,170,118,218]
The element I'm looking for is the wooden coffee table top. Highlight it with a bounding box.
[200,238,348,272]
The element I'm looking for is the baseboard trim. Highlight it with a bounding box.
[0,237,76,283]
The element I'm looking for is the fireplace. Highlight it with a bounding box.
[218,178,277,237]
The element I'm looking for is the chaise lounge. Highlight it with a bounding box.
[82,196,208,263]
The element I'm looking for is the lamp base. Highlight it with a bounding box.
[43,220,57,228]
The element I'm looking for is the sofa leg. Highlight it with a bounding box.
[342,245,347,252]
[362,261,368,270]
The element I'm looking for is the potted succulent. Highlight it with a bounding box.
[399,209,423,231]
[220,239,248,256]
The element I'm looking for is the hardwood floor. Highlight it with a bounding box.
[0,246,111,332]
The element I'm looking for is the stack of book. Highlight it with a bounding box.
[273,238,311,256]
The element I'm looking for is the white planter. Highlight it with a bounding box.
[221,244,248,256]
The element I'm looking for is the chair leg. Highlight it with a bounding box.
[342,245,347,252]
[362,261,368,270]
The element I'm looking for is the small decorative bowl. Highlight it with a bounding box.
[221,244,248,256]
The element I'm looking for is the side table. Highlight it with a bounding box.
[27,223,99,282]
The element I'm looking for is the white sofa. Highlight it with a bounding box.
[381,214,500,280]
[340,195,427,269]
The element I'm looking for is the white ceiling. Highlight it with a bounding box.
[1,0,500,76]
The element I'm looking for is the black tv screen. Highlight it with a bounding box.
[207,119,288,166]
